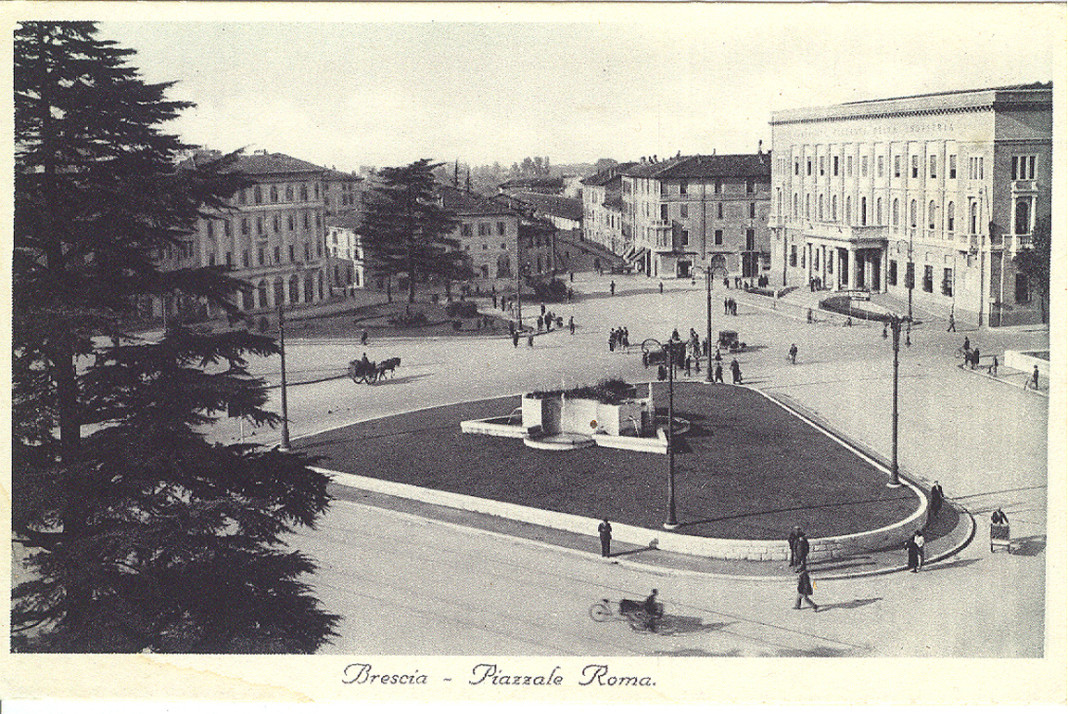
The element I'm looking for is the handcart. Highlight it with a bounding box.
[990,523,1011,553]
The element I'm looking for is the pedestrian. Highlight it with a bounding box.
[1030,365,1040,390]
[570,271,574,282]
[659,281,664,294]
[724,297,729,315]
[929,481,944,520]
[963,336,970,354]
[947,311,956,332]
[621,328,630,352]
[912,530,925,571]
[608,331,615,352]
[512,331,520,348]
[598,518,612,558]
[905,325,911,347]
[905,536,920,572]
[714,347,722,363]
[537,315,544,331]
[882,324,888,340]
[972,348,980,370]
[610,280,616,296]
[493,294,498,309]
[988,355,998,376]
[789,343,798,364]
[569,316,575,335]
[527,333,534,348]
[567,287,574,302]
[794,565,818,612]
[788,526,803,567]
[684,354,692,376]
[807,308,813,323]
[361,330,369,346]
[730,358,742,385]
[796,531,809,567]
[540,304,546,316]
[714,362,724,383]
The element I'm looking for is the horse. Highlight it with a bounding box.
[377,356,401,380]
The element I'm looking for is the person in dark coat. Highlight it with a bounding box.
[905,537,920,572]
[991,507,1009,525]
[569,316,575,335]
[610,280,616,296]
[714,362,724,383]
[512,332,520,348]
[730,358,742,385]
[794,565,818,611]
[788,526,803,567]
[796,531,810,567]
[598,518,612,558]
[928,481,944,520]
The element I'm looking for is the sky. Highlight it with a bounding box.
[82,3,1065,172]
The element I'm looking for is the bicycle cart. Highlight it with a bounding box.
[589,598,665,632]
[990,523,1011,553]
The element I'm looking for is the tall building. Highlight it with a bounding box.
[165,150,331,317]
[439,185,522,294]
[581,162,635,255]
[769,82,1052,326]
[621,153,772,280]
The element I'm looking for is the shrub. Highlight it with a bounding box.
[530,278,568,303]
[387,311,428,327]
[445,301,479,318]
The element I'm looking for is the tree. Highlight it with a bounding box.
[13,21,337,652]
[1013,214,1050,323]
[360,159,461,306]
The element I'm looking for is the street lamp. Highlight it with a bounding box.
[884,313,911,487]
[898,237,914,322]
[641,336,680,529]
[705,260,714,382]
[277,303,291,451]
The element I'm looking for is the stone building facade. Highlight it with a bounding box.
[621,153,772,280]
[769,82,1052,326]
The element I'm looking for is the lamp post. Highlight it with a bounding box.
[885,313,910,487]
[642,337,680,529]
[277,303,291,451]
[705,260,714,382]
[898,237,914,322]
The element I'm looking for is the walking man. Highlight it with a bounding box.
[730,358,742,385]
[569,316,575,335]
[929,481,944,520]
[794,565,818,611]
[1030,365,1040,390]
[947,311,956,332]
[659,281,664,294]
[598,518,612,558]
[988,355,998,376]
[714,362,724,383]
[796,531,810,567]
[788,526,803,567]
[789,343,798,364]
[512,331,520,348]
[610,280,616,296]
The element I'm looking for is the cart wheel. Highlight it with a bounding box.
[368,370,379,384]
[589,602,611,622]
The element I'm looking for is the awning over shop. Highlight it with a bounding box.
[625,247,648,265]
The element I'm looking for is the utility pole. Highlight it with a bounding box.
[705,263,713,382]
[887,314,908,487]
[278,303,291,451]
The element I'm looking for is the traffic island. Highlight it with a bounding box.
[295,383,924,562]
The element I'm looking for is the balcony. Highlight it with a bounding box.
[1011,180,1038,194]
[999,233,1033,253]
[801,221,888,246]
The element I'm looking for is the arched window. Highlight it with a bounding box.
[318,271,324,300]
[818,194,824,221]
[304,274,314,303]
[793,193,799,218]
[776,188,782,216]
[861,196,867,226]
[831,195,838,221]
[805,194,810,219]
[845,196,852,224]
[928,201,938,230]
[970,202,978,234]
[877,198,883,225]
[892,199,900,229]
[273,277,285,306]
[947,202,955,232]
[1015,200,1030,235]
[909,200,917,228]
[289,275,300,304]
[257,280,268,308]
[270,186,278,202]
[254,186,262,204]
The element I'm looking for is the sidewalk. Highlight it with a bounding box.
[328,480,975,581]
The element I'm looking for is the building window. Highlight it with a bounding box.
[877,155,884,178]
[876,197,883,225]
[745,229,755,251]
[894,155,901,178]
[845,196,852,224]
[888,260,897,286]
[1015,200,1031,235]
[288,215,295,231]
[224,220,231,237]
[289,244,295,262]
[892,199,899,229]
[818,194,824,221]
[660,204,668,221]
[861,156,869,177]
[680,229,689,246]
[680,204,688,219]
[930,155,937,179]
[805,194,810,219]
[207,252,215,266]
[819,157,825,176]
[257,217,264,235]
[303,213,310,229]
[746,178,755,194]
[833,156,839,176]
[206,220,214,239]
[242,250,249,267]
[831,195,837,221]
[861,196,867,226]
[273,246,280,264]
[305,243,311,261]
[254,186,262,204]
[239,188,248,205]
[910,200,917,228]
[807,159,812,176]
[922,264,933,293]
[749,202,755,219]
[273,216,280,233]
[258,247,265,265]
[225,252,232,266]
[286,185,294,201]
[680,181,688,196]
[846,155,853,177]
[793,193,798,218]
[794,159,800,175]
[461,223,472,237]
[300,185,308,201]
[715,229,723,246]
[501,243,506,250]
[1012,155,1037,180]
[948,154,957,179]
[911,155,919,178]
[970,202,978,234]
[479,222,489,236]
[1015,273,1030,303]
[497,221,506,235]
[241,218,250,235]
[717,203,724,219]
[947,202,955,232]
[270,186,278,202]
[928,201,937,230]
[942,268,953,297]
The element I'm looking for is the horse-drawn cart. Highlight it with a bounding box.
[348,356,401,384]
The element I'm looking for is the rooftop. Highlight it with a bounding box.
[622,153,771,180]
[772,81,1053,124]
[438,184,517,217]
[508,192,584,223]
[581,162,638,186]
[184,149,328,176]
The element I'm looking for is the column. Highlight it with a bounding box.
[847,248,856,289]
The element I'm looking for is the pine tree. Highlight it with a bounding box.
[13,21,338,652]
[360,159,461,306]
